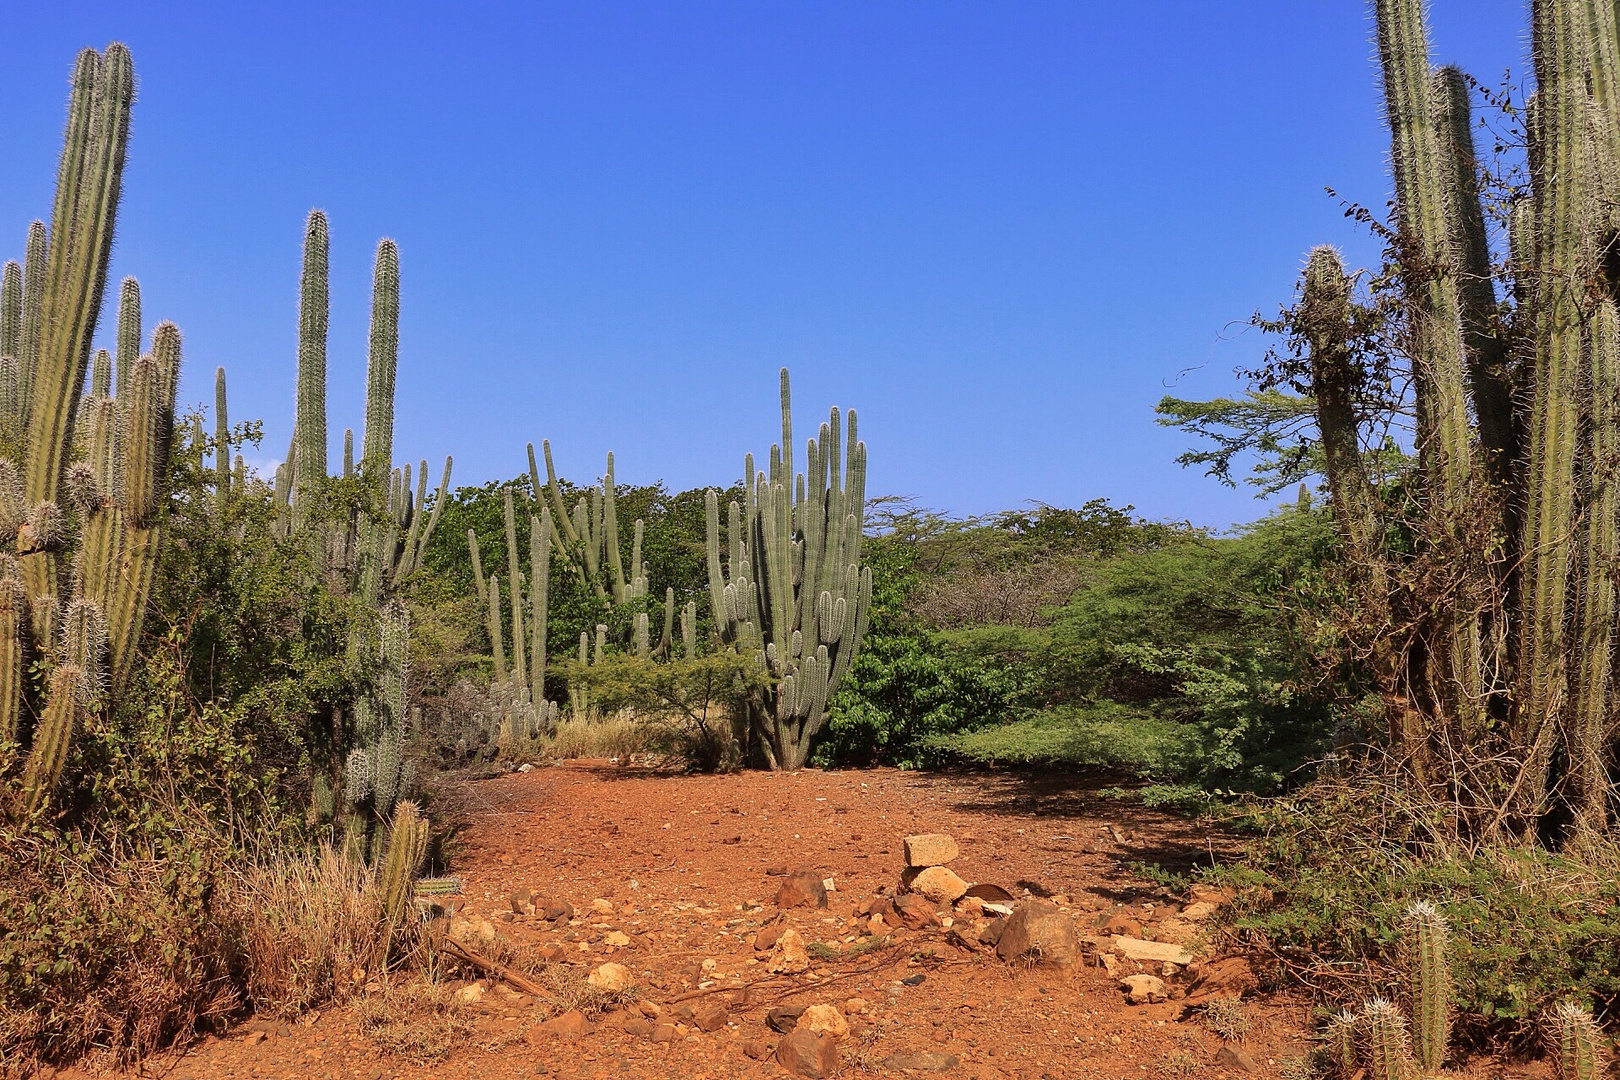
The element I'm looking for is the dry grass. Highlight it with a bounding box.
[1196,994,1250,1043]
[352,981,474,1063]
[528,715,653,762]
[226,842,397,1019]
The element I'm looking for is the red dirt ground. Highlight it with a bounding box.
[52,762,1543,1079]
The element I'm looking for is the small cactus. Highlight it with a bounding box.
[1323,1008,1359,1077]
[1360,999,1415,1080]
[1401,901,1451,1071]
[378,799,429,931]
[1547,1001,1607,1080]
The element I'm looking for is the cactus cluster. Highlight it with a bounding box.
[468,487,557,717]
[703,368,871,769]
[0,44,185,817]
[532,444,649,603]
[262,209,449,840]
[1293,0,1620,828]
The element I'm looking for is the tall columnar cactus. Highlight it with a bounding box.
[1360,999,1416,1080]
[705,368,871,769]
[1571,299,1619,826]
[1374,0,1492,732]
[1516,0,1592,818]
[214,366,230,513]
[1400,901,1451,1072]
[1547,1000,1607,1080]
[290,210,329,535]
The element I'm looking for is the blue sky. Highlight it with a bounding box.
[0,2,1528,528]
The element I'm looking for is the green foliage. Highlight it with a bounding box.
[566,651,761,771]
[815,531,1024,768]
[1215,782,1620,1034]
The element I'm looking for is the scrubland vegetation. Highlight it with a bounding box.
[8,0,1620,1072]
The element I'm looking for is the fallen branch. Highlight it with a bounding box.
[440,936,548,997]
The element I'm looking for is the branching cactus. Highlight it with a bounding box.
[1400,901,1451,1071]
[705,368,871,769]
[375,798,429,967]
[531,442,648,603]
[1360,999,1416,1080]
[1547,1000,1608,1080]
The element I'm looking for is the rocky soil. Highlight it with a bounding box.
[51,763,1354,1079]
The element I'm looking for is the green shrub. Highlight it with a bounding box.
[1215,779,1620,1039]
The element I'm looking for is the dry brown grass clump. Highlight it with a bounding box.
[226,842,399,1018]
[352,981,474,1063]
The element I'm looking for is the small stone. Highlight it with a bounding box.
[1179,900,1218,921]
[650,1022,679,1043]
[995,899,1081,967]
[1100,952,1120,977]
[978,916,1007,946]
[637,1000,662,1019]
[1119,974,1168,1005]
[1152,917,1201,945]
[775,1027,840,1078]
[884,1050,960,1072]
[587,962,633,992]
[893,893,939,930]
[766,1006,806,1033]
[533,1009,593,1040]
[452,982,486,1006]
[622,1017,654,1037]
[1187,884,1233,906]
[742,1038,775,1060]
[693,1002,729,1032]
[768,928,812,974]
[844,997,869,1015]
[774,871,829,909]
[590,898,615,915]
[1111,935,1193,965]
[509,888,537,916]
[908,866,970,903]
[544,902,574,922]
[902,834,960,868]
[795,1004,849,1039]
[603,930,632,947]
[755,922,787,950]
[1099,912,1142,937]
[1215,1045,1262,1073]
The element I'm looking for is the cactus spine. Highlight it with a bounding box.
[1400,901,1451,1072]
[1547,1000,1607,1080]
[1324,1008,1359,1078]
[705,368,871,769]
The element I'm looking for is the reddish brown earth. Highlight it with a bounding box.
[51,761,1520,1079]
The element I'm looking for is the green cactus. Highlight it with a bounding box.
[1400,901,1451,1072]
[1515,0,1591,819]
[375,798,429,967]
[214,366,230,512]
[113,276,139,401]
[291,209,329,534]
[681,600,697,661]
[1360,999,1415,1080]
[705,368,871,769]
[530,440,648,603]
[1547,1000,1607,1080]
[488,574,507,683]
[528,510,551,701]
[0,260,18,362]
[502,490,527,689]
[1324,1008,1359,1078]
[1572,300,1619,827]
[18,664,89,818]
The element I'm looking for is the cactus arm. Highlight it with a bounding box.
[468,527,488,603]
[291,210,329,532]
[603,452,625,602]
[529,511,550,702]
[0,261,18,363]
[361,239,398,478]
[1516,0,1590,816]
[113,276,139,401]
[18,222,45,417]
[487,573,507,683]
[214,366,231,509]
[502,489,527,689]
